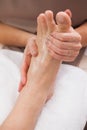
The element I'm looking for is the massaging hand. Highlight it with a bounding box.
[46,9,82,62]
[18,37,38,91]
[19,10,82,92]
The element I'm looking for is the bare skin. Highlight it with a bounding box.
[0,23,36,47]
[0,10,83,92]
[47,10,81,61]
[0,11,71,130]
[76,22,87,47]
[19,10,82,91]
[25,10,71,98]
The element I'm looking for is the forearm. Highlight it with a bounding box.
[75,22,87,47]
[1,84,47,130]
[0,23,36,47]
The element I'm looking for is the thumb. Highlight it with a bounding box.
[18,37,38,92]
[18,52,31,92]
[20,37,38,85]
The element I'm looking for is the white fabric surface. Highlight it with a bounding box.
[0,49,87,130]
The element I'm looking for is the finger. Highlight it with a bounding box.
[18,46,32,92]
[21,51,31,85]
[51,32,81,42]
[47,40,68,55]
[47,35,82,50]
[18,81,24,92]
[21,54,31,75]
[48,49,78,62]
[47,40,80,56]
[29,38,38,56]
[19,37,37,90]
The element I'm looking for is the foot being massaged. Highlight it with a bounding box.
[0,10,87,130]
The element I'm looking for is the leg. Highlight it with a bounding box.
[35,65,87,130]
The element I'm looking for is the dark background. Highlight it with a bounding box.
[84,123,87,130]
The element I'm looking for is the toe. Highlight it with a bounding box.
[45,10,56,33]
[37,13,48,36]
[56,11,71,32]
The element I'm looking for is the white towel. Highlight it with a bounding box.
[0,49,87,130]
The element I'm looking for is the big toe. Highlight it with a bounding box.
[56,11,72,32]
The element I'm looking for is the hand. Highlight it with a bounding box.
[46,28,82,62]
[46,10,82,62]
[18,37,38,92]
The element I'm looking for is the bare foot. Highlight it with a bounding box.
[26,11,71,100]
